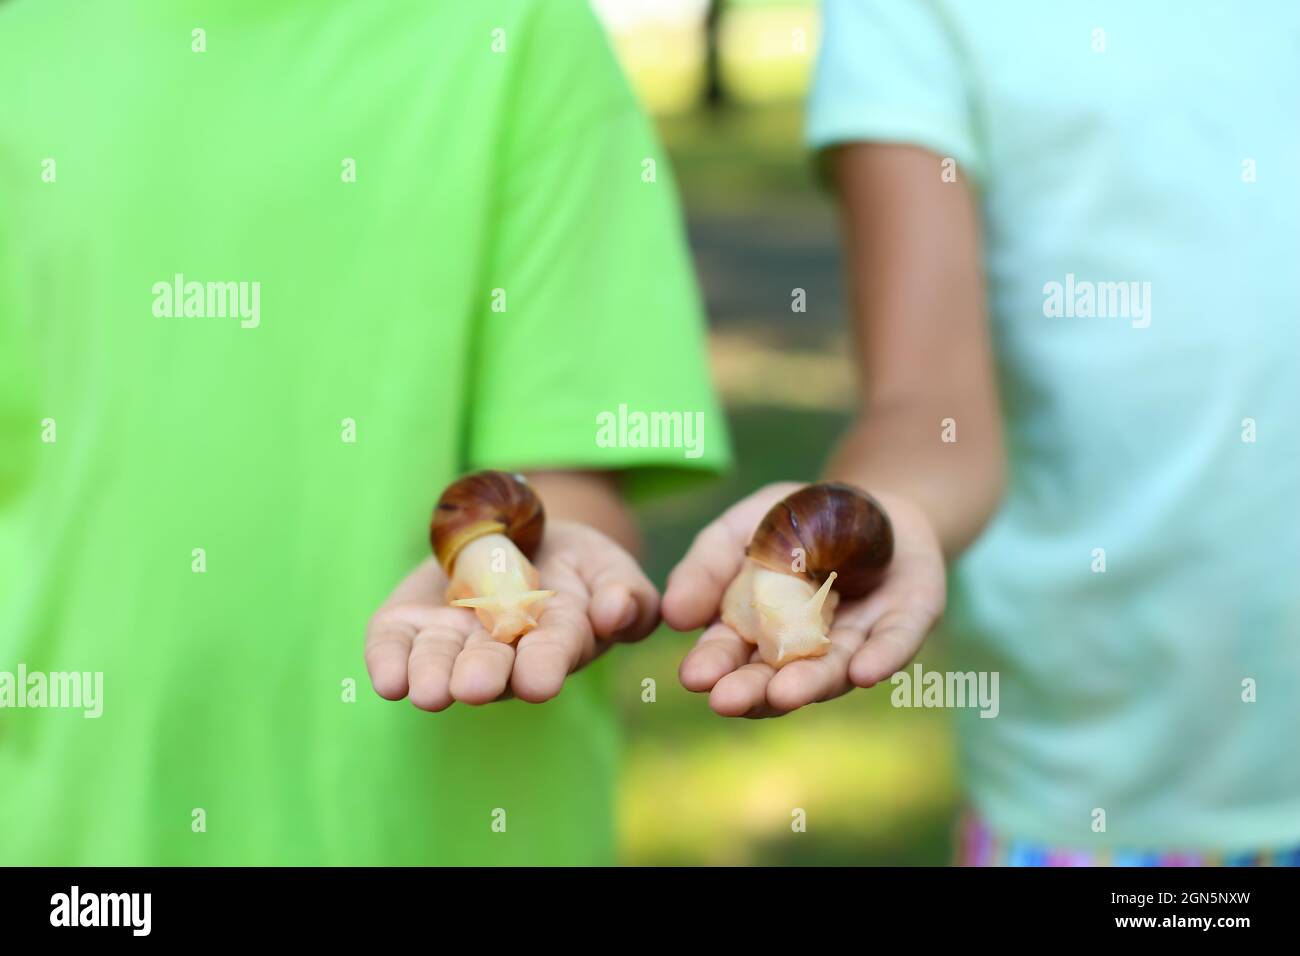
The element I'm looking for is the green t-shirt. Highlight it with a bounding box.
[809,0,1300,851]
[0,0,728,864]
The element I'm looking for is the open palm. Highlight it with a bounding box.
[365,520,659,710]
[663,482,946,717]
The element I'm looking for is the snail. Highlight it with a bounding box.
[721,482,894,668]
[431,470,555,643]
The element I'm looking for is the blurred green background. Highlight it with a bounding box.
[591,0,960,865]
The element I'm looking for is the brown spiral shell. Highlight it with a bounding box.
[430,470,545,573]
[746,482,893,599]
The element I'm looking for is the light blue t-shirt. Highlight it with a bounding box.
[808,0,1300,851]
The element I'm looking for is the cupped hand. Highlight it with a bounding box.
[662,482,945,718]
[365,520,659,710]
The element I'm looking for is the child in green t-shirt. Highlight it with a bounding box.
[0,0,726,865]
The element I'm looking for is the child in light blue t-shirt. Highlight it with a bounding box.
[665,0,1299,866]
[806,0,1300,862]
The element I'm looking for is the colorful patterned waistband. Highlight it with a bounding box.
[955,810,1300,867]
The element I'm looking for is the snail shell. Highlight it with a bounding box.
[745,482,893,598]
[430,470,545,574]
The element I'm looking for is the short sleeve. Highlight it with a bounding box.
[465,0,730,497]
[806,0,983,182]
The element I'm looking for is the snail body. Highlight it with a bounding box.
[721,482,893,668]
[431,470,555,643]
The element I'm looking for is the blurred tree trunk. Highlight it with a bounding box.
[704,0,726,109]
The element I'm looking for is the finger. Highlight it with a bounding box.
[407,608,479,712]
[585,558,660,642]
[365,559,450,700]
[588,583,638,639]
[663,519,746,632]
[765,623,864,713]
[365,604,432,701]
[844,535,945,688]
[449,631,516,705]
[678,622,752,693]
[709,658,777,718]
[511,592,592,703]
[849,603,936,688]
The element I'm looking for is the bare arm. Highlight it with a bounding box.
[825,143,1004,558]
[664,144,1002,716]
